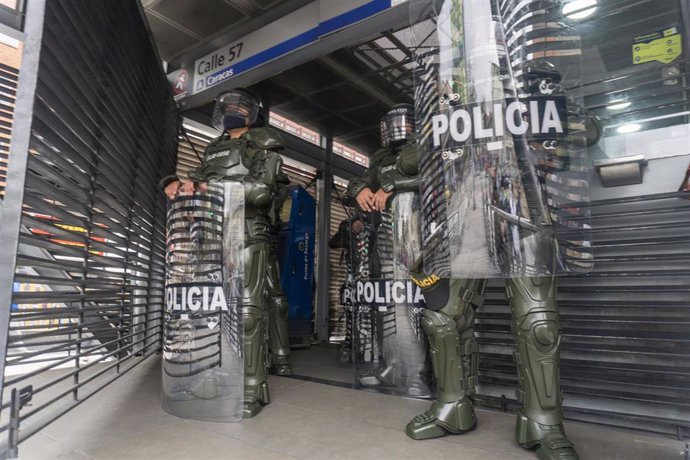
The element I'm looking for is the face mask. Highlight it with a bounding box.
[223,115,247,130]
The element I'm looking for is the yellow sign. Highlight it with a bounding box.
[411,273,440,288]
[632,27,682,65]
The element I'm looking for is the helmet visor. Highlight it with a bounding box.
[380,109,415,147]
[212,91,259,131]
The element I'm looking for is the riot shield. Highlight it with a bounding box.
[410,0,593,278]
[354,194,431,397]
[162,181,244,421]
[351,213,381,374]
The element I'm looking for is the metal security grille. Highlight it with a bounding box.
[0,0,178,457]
[176,124,210,180]
[475,191,690,438]
[0,62,18,199]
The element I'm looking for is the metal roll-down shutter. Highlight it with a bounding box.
[0,1,178,456]
[476,191,690,438]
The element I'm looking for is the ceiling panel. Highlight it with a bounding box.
[313,114,360,137]
[144,13,198,60]
[150,0,246,38]
[310,86,377,112]
[252,0,284,8]
[271,62,345,95]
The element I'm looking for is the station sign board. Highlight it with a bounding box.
[174,0,406,97]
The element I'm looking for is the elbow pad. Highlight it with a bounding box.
[397,142,419,175]
[245,182,272,207]
[159,174,179,190]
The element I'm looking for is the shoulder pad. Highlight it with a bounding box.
[244,127,283,150]
[369,148,390,165]
[206,133,228,148]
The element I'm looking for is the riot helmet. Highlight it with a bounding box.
[523,60,562,96]
[380,103,415,148]
[212,88,265,131]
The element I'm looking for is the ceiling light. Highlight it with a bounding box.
[607,101,631,110]
[562,0,598,20]
[617,123,641,134]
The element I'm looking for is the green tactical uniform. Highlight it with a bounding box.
[407,270,573,459]
[405,195,575,457]
[188,126,284,418]
[344,139,422,204]
[266,170,291,376]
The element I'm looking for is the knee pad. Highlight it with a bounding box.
[513,313,562,415]
[271,295,289,315]
[420,316,437,338]
[421,311,454,338]
[531,320,560,354]
[518,310,560,352]
[242,306,263,334]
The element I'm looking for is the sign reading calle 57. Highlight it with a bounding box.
[175,0,407,97]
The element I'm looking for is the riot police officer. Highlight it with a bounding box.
[346,104,421,213]
[163,88,284,418]
[345,104,430,396]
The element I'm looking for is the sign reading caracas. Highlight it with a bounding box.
[191,4,319,94]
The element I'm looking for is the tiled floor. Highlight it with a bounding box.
[20,356,686,460]
[290,342,353,384]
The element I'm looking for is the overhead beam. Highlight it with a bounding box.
[145,9,202,41]
[334,124,379,142]
[221,0,262,17]
[381,30,413,59]
[168,0,313,66]
[271,78,368,131]
[317,55,397,107]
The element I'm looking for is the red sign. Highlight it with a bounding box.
[167,69,189,98]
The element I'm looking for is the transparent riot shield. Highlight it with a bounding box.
[354,194,431,397]
[409,0,594,278]
[351,213,381,379]
[162,181,244,421]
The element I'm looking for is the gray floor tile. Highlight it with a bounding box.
[567,421,685,460]
[17,355,687,460]
[267,375,311,395]
[88,421,296,460]
[275,378,437,437]
[290,344,352,384]
[439,408,529,456]
[48,453,93,460]
[17,432,93,460]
